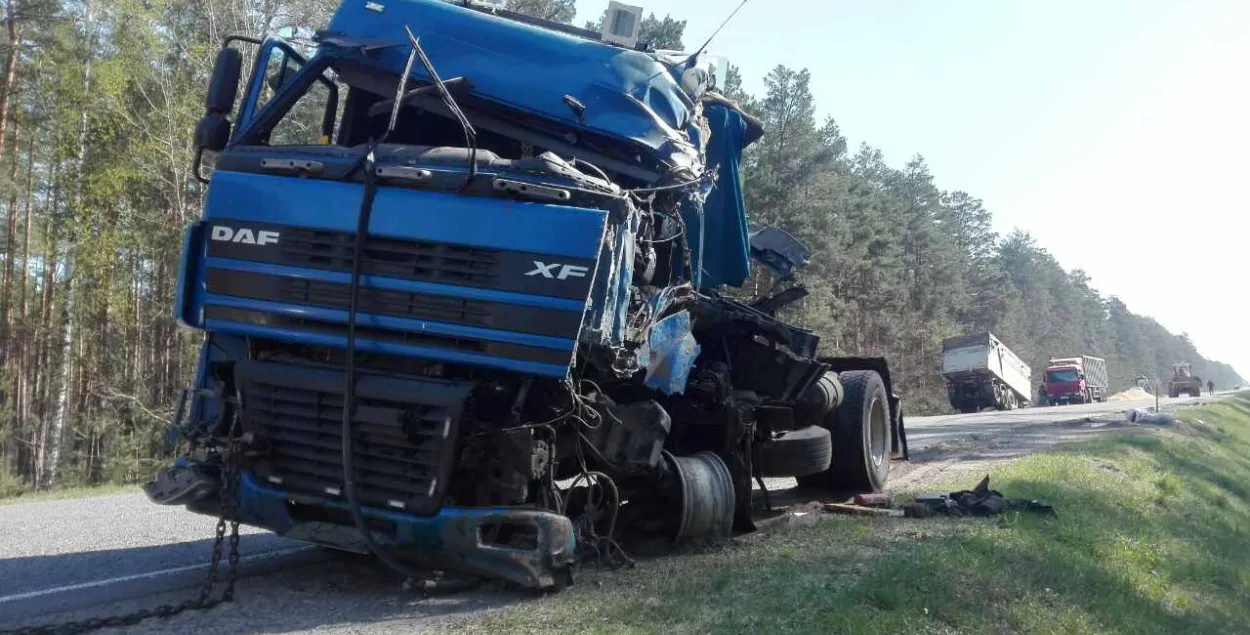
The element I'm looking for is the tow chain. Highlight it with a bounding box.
[3,445,243,635]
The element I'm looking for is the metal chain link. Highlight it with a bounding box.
[2,445,243,635]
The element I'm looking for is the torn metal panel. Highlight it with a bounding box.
[581,201,640,357]
[680,103,753,289]
[640,310,701,395]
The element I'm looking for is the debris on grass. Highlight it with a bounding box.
[823,476,1055,520]
[1126,409,1176,425]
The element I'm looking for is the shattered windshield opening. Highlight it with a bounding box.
[238,54,626,186]
[337,82,528,158]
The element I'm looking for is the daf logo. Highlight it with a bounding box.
[211,225,279,246]
[525,260,588,281]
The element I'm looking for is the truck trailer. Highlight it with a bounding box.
[1044,355,1108,405]
[142,0,908,592]
[940,333,1031,413]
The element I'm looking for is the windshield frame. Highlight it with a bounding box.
[234,39,339,147]
[229,49,669,185]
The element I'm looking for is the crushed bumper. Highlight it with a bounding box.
[190,473,576,589]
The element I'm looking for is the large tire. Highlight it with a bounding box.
[799,370,891,493]
[756,425,832,478]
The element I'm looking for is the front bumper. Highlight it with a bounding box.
[1050,392,1084,402]
[184,472,576,589]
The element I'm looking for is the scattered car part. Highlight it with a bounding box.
[666,451,736,541]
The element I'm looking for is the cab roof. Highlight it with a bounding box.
[320,0,698,171]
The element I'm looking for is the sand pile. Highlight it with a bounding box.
[1108,387,1153,402]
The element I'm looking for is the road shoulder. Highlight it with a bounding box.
[433,394,1250,635]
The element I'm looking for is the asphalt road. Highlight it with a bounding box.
[897,393,1200,451]
[0,392,1212,633]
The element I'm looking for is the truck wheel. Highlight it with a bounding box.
[756,425,832,478]
[799,370,891,493]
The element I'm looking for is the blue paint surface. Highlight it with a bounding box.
[205,170,608,260]
[681,104,753,289]
[641,310,701,395]
[322,0,695,162]
[205,256,588,312]
[203,318,572,377]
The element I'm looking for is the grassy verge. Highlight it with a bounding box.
[0,482,137,506]
[449,393,1250,635]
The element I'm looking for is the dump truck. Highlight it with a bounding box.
[1044,355,1108,404]
[940,333,1031,413]
[143,0,908,591]
[1167,363,1203,398]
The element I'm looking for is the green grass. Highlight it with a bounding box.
[0,482,137,506]
[448,393,1250,635]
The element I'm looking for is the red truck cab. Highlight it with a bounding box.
[1044,355,1108,405]
[1044,365,1084,403]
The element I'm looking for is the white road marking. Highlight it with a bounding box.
[0,546,314,604]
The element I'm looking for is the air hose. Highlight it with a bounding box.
[341,147,473,590]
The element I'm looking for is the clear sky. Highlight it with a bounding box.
[576,0,1250,379]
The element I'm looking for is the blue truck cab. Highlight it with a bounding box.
[149,0,907,588]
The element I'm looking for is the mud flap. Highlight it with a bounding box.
[729,451,756,533]
[892,402,909,461]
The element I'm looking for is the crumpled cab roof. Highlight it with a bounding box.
[321,0,698,169]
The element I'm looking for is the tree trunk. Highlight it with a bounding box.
[42,254,74,488]
[43,0,95,488]
[16,119,33,421]
[3,120,32,475]
[0,0,21,166]
[1,121,19,347]
[33,227,55,487]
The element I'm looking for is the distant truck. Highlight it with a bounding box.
[1044,356,1108,404]
[941,333,1032,413]
[1167,363,1203,398]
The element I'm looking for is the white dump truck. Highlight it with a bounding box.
[941,333,1032,413]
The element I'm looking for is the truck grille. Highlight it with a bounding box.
[204,221,597,301]
[281,227,502,288]
[204,305,572,367]
[236,361,472,516]
[204,269,583,339]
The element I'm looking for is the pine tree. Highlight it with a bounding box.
[505,0,575,24]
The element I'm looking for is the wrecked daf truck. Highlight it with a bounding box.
[148,0,908,589]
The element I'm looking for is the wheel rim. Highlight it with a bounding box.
[869,396,888,466]
[665,451,735,541]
